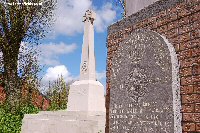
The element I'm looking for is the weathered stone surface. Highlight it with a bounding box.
[21,111,105,133]
[126,0,159,16]
[67,80,105,112]
[109,30,181,133]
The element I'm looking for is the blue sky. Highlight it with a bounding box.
[37,0,123,90]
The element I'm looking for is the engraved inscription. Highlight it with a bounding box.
[109,31,175,133]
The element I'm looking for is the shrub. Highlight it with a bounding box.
[0,103,39,133]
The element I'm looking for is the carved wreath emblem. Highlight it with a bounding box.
[81,61,88,72]
[124,65,147,102]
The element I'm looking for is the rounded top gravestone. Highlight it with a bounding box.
[109,30,182,133]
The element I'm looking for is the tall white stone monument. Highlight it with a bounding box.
[67,10,105,112]
[21,10,106,133]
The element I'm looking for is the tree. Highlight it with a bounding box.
[18,43,42,107]
[0,0,56,109]
[0,42,43,111]
[46,75,69,111]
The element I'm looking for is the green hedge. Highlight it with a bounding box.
[0,104,39,133]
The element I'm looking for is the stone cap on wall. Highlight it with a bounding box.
[126,0,159,16]
[108,0,184,35]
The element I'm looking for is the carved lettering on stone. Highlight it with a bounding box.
[109,30,182,133]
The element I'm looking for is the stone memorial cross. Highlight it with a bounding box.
[80,10,96,81]
[67,10,105,112]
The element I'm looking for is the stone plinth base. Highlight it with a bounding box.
[21,111,105,133]
[21,80,106,133]
[67,80,105,112]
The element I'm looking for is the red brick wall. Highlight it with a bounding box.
[106,0,200,132]
[0,85,50,111]
[42,98,50,111]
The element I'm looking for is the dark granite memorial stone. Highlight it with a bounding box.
[109,30,181,133]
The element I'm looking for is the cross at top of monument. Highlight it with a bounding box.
[80,10,96,81]
[82,10,96,24]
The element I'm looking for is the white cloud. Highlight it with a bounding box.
[40,65,76,92]
[38,42,77,66]
[40,65,107,93]
[54,0,91,36]
[42,66,106,84]
[96,71,106,81]
[42,65,75,84]
[94,3,116,32]
[54,0,116,36]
